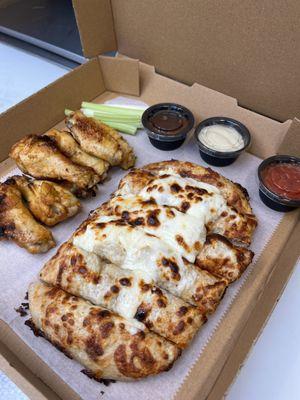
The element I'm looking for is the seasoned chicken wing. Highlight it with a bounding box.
[44,129,109,179]
[9,175,81,226]
[66,111,135,168]
[0,181,55,253]
[9,135,100,195]
[103,126,136,170]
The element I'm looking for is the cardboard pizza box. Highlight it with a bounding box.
[0,1,299,399]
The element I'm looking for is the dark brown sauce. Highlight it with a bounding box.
[149,110,189,135]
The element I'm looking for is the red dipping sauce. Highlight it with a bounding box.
[261,163,300,200]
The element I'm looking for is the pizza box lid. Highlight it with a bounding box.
[72,0,300,122]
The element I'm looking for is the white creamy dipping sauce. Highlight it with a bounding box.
[198,124,244,152]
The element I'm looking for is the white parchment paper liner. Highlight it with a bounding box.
[0,98,284,400]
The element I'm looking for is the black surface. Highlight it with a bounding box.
[0,32,79,69]
[198,149,238,166]
[0,0,83,55]
[259,190,296,212]
[257,155,300,210]
[148,136,185,151]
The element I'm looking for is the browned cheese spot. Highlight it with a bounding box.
[85,336,104,360]
[119,277,132,287]
[176,306,188,317]
[100,322,114,339]
[173,320,185,335]
[181,201,190,212]
[110,285,120,294]
[170,183,183,193]
[141,197,156,206]
[78,266,87,275]
[114,343,156,378]
[147,209,161,227]
[56,262,66,286]
[157,298,167,308]
[96,221,107,230]
[140,281,151,292]
[134,304,148,322]
[98,310,111,318]
[45,305,57,318]
[121,211,130,220]
[160,257,181,280]
[130,217,144,226]
[175,235,189,252]
[185,185,207,196]
[166,208,175,218]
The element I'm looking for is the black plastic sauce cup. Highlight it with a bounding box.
[258,155,300,212]
[142,103,194,151]
[194,117,251,166]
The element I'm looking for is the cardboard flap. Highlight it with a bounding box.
[111,0,300,122]
[72,0,117,57]
[99,55,140,96]
[0,59,105,162]
[278,118,300,157]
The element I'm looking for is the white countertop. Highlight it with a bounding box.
[0,41,299,400]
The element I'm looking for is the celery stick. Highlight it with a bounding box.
[103,122,137,135]
[81,109,141,124]
[81,109,137,134]
[99,118,141,129]
[65,109,74,116]
[81,102,144,117]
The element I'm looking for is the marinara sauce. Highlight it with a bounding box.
[261,163,300,200]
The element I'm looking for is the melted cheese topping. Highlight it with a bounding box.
[139,174,228,224]
[107,195,206,262]
[73,172,232,299]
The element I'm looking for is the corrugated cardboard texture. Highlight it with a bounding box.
[174,211,300,400]
[0,323,79,400]
[0,58,105,162]
[0,342,58,400]
[207,220,300,400]
[72,0,117,57]
[99,55,140,95]
[111,0,300,122]
[278,118,300,157]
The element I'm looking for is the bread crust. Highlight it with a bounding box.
[29,282,180,380]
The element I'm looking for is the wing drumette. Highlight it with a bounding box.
[9,175,81,226]
[66,111,135,169]
[9,135,100,197]
[0,181,55,253]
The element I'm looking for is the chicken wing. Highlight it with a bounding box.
[9,175,81,226]
[0,181,55,253]
[9,135,100,194]
[102,126,136,170]
[44,129,109,179]
[66,111,135,168]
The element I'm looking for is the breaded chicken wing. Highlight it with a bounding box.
[0,181,55,253]
[66,111,135,168]
[9,175,80,226]
[9,135,100,194]
[44,129,109,179]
